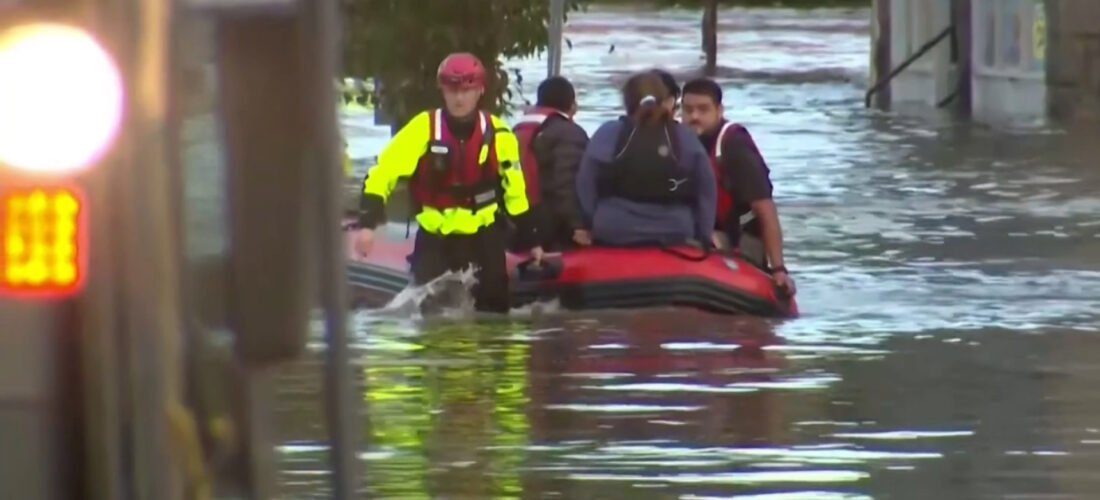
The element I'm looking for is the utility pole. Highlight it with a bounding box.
[547,0,565,77]
[870,0,892,109]
[703,0,718,76]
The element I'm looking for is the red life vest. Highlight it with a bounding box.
[709,121,768,229]
[409,109,500,211]
[710,121,741,228]
[511,106,566,205]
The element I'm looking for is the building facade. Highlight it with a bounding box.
[874,0,1100,123]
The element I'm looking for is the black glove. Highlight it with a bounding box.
[508,210,539,251]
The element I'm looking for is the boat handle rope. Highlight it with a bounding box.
[659,243,712,262]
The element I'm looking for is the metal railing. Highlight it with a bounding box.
[865,24,956,108]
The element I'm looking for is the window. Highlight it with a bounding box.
[975,0,1046,75]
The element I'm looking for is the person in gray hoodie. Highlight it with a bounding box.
[576,71,717,247]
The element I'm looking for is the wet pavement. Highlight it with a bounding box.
[180,5,1100,499]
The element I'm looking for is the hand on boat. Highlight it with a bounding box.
[711,232,729,250]
[354,228,375,258]
[772,269,796,295]
[573,229,592,246]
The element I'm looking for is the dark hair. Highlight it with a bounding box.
[622,71,673,126]
[536,76,576,112]
[650,68,681,99]
[682,78,723,105]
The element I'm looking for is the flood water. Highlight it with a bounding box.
[181,5,1100,499]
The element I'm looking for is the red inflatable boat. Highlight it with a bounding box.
[346,235,798,318]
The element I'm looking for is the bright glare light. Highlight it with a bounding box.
[0,23,124,174]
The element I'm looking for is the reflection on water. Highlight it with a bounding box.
[277,315,1100,498]
[261,5,1100,499]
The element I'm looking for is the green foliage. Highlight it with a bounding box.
[343,0,585,128]
[592,0,868,7]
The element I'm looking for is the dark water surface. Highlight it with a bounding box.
[178,6,1100,499]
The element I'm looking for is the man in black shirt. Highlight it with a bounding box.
[680,77,794,293]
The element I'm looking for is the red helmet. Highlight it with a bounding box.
[437,52,486,89]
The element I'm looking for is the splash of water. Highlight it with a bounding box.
[370,262,565,319]
[510,296,563,317]
[377,265,480,318]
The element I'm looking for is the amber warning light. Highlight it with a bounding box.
[0,186,87,297]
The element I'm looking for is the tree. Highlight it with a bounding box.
[343,0,585,129]
[596,0,867,6]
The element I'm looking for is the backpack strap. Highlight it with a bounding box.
[480,111,494,149]
[714,121,760,227]
[614,117,683,163]
[516,109,566,127]
[431,108,445,141]
[521,114,558,189]
[486,113,520,210]
[482,111,509,183]
[612,116,636,160]
[533,112,566,142]
[664,121,681,162]
[519,111,565,157]
[715,121,738,159]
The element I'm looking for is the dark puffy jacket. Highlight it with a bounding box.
[527,112,590,247]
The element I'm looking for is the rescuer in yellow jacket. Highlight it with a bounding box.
[352,53,543,313]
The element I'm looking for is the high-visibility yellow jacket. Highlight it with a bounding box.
[358,109,532,236]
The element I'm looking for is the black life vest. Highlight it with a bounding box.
[597,117,693,204]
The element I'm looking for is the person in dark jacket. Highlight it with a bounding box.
[512,76,592,250]
[681,77,794,293]
[576,71,716,247]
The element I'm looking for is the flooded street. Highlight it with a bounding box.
[187,5,1100,498]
